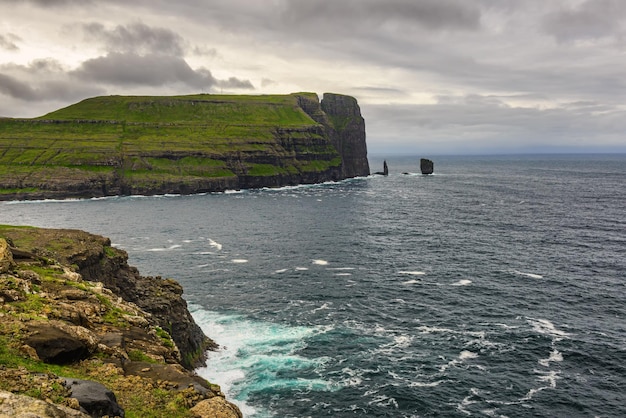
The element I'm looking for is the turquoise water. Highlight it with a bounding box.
[2,155,625,417]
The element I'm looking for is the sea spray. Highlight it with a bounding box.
[190,305,337,417]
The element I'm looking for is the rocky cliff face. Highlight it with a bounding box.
[321,93,370,178]
[0,92,370,201]
[0,226,239,418]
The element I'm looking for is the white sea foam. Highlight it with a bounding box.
[398,271,426,276]
[522,370,561,401]
[328,267,355,271]
[312,302,331,313]
[312,259,329,265]
[208,238,223,251]
[295,267,309,271]
[527,318,571,338]
[335,273,352,276]
[231,259,248,263]
[514,270,544,279]
[146,244,182,252]
[409,380,446,388]
[539,349,563,367]
[191,305,336,417]
[459,350,478,360]
[274,268,288,273]
[402,279,420,285]
[453,279,473,286]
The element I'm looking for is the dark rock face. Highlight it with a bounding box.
[4,227,212,370]
[64,378,125,418]
[25,324,90,365]
[321,93,370,178]
[374,160,389,176]
[72,242,215,369]
[420,158,434,175]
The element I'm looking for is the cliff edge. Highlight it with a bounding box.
[0,225,239,417]
[0,92,370,200]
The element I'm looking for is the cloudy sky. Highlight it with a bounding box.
[1,0,625,155]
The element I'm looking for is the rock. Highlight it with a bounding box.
[420,158,434,175]
[374,160,389,176]
[320,93,370,178]
[63,378,125,418]
[122,361,212,395]
[24,324,90,364]
[0,238,14,273]
[190,396,243,418]
[0,390,89,417]
[1,225,238,415]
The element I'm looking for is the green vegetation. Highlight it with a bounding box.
[155,326,175,348]
[0,92,348,198]
[0,226,213,417]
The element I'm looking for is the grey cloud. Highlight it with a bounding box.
[4,0,93,7]
[217,77,254,89]
[0,72,102,102]
[0,33,20,51]
[72,52,216,88]
[542,0,626,42]
[192,46,218,57]
[82,22,185,56]
[282,0,481,32]
[365,97,626,154]
[0,73,37,100]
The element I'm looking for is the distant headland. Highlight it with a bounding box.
[0,92,370,200]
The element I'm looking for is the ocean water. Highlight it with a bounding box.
[1,154,625,417]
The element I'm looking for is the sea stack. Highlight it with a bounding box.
[373,160,389,176]
[420,158,434,175]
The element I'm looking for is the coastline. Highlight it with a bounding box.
[0,225,241,417]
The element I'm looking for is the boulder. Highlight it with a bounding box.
[0,390,89,417]
[64,378,125,418]
[420,158,434,175]
[0,238,14,273]
[190,396,243,418]
[24,324,90,364]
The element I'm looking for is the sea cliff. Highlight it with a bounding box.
[0,92,369,200]
[0,225,240,418]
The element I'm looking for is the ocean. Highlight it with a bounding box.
[1,154,625,417]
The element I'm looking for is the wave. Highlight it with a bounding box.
[208,238,223,251]
[145,244,182,252]
[398,271,426,276]
[190,305,336,417]
[527,318,571,338]
[513,270,544,279]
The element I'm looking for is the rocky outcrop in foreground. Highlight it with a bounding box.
[0,226,240,418]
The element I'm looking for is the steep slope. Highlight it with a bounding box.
[0,92,369,200]
[0,225,240,417]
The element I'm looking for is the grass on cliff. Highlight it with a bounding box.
[0,93,342,197]
[39,93,317,125]
[0,227,202,417]
[0,334,197,418]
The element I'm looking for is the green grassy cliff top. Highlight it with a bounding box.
[39,92,321,126]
